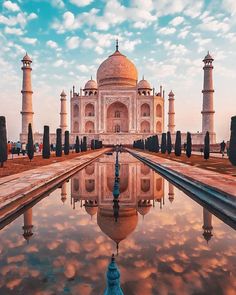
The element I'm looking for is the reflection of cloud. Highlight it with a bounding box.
[70,283,92,295]
[6,279,22,290]
[7,254,25,264]
[170,263,184,273]
[66,240,80,253]
[47,240,62,250]
[64,262,76,279]
[25,245,38,253]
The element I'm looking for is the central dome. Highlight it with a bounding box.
[97,47,138,88]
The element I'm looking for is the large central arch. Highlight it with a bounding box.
[107,102,129,133]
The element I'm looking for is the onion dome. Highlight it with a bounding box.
[84,78,98,90]
[22,52,32,62]
[137,78,152,90]
[203,51,214,62]
[97,41,138,88]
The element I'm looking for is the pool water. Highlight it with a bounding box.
[0,152,235,295]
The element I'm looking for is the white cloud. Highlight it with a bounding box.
[94,46,104,55]
[46,40,59,49]
[222,0,236,15]
[3,1,20,12]
[158,27,176,35]
[122,39,141,52]
[198,16,230,33]
[27,13,38,21]
[66,36,80,49]
[70,0,93,7]
[4,26,23,35]
[53,59,65,67]
[77,64,90,73]
[51,0,65,8]
[163,41,188,56]
[169,16,184,26]
[178,29,189,39]
[0,12,37,28]
[20,37,37,45]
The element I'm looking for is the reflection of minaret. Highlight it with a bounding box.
[22,208,33,243]
[202,208,213,243]
[104,254,124,295]
[61,182,67,204]
[168,183,175,203]
[84,200,98,220]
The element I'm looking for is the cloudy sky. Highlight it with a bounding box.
[0,0,236,141]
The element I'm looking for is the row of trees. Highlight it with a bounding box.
[0,117,103,167]
[133,131,211,160]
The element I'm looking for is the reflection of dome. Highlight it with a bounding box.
[85,205,98,216]
[84,79,98,90]
[137,79,151,90]
[137,204,151,216]
[97,208,138,244]
[97,47,138,88]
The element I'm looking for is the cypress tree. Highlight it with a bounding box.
[0,116,7,167]
[75,136,80,153]
[64,131,70,155]
[42,125,50,159]
[91,139,95,150]
[166,131,172,155]
[204,131,210,160]
[161,133,167,154]
[27,123,34,161]
[175,130,182,156]
[186,132,192,158]
[83,136,87,151]
[56,128,62,157]
[156,135,160,153]
[229,116,236,165]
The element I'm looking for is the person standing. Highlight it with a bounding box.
[22,142,26,156]
[16,141,21,156]
[220,140,226,157]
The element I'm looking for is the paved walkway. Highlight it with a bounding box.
[128,149,236,198]
[0,148,110,224]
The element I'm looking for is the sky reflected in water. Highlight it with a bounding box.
[0,153,235,295]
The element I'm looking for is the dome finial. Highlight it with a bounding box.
[91,75,92,80]
[142,74,144,80]
[116,39,119,51]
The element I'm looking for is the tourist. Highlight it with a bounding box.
[39,142,43,152]
[7,141,12,155]
[220,140,226,157]
[21,142,26,156]
[16,141,21,156]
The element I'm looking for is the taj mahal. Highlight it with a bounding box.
[20,40,216,145]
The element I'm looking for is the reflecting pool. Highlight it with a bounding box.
[0,152,235,294]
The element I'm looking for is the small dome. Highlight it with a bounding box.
[85,205,98,216]
[22,53,32,62]
[203,51,214,62]
[84,79,98,90]
[168,90,174,97]
[137,79,151,90]
[137,205,151,216]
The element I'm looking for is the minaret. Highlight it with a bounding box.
[60,90,67,134]
[168,183,175,203]
[168,90,175,133]
[202,52,215,142]
[22,208,33,243]
[202,208,213,243]
[61,182,67,204]
[21,53,34,135]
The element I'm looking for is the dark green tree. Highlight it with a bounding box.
[204,131,210,160]
[91,139,95,150]
[161,133,167,154]
[175,131,182,156]
[75,136,80,153]
[229,116,236,165]
[166,131,172,155]
[0,116,7,167]
[186,132,192,158]
[64,131,70,155]
[42,125,50,159]
[27,123,34,161]
[56,128,62,157]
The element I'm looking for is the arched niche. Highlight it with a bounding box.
[140,121,150,133]
[74,104,79,117]
[156,104,162,117]
[141,179,150,192]
[156,121,162,133]
[85,179,95,192]
[107,102,129,133]
[74,121,79,132]
[141,103,150,117]
[85,103,95,116]
[85,121,94,133]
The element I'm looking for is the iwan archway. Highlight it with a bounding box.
[106,102,129,133]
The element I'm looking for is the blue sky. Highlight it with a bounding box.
[1,0,236,141]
